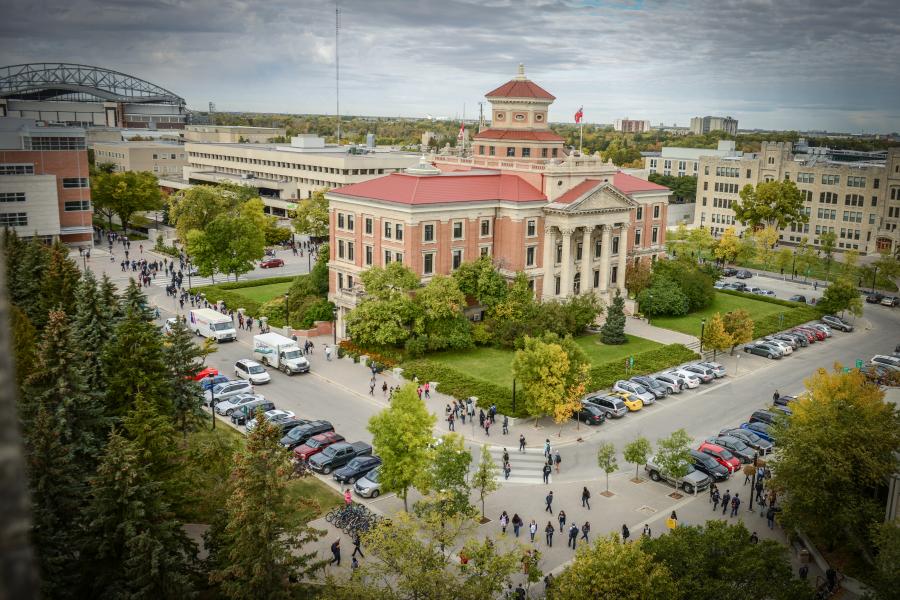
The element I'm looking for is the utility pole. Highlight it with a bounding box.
[478,101,485,132]
[335,3,341,145]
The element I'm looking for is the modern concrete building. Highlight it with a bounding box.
[694,141,900,255]
[690,116,738,136]
[614,118,651,133]
[183,125,286,144]
[326,67,672,337]
[0,118,93,244]
[93,140,187,176]
[645,140,743,177]
[182,134,419,216]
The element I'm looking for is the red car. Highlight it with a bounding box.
[260,258,284,268]
[697,442,742,473]
[790,328,816,343]
[795,325,826,341]
[293,431,345,462]
[193,367,219,381]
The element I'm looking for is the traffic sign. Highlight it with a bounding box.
[855,359,863,369]
[843,367,850,373]
[629,356,635,368]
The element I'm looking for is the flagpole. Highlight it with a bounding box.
[579,122,583,155]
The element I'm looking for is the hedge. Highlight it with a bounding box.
[192,275,297,292]
[715,289,824,338]
[716,288,807,308]
[188,276,301,318]
[400,343,700,419]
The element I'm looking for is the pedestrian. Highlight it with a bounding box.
[344,489,352,506]
[529,519,537,543]
[484,417,491,436]
[544,439,551,458]
[766,506,776,529]
[519,434,526,452]
[582,486,591,509]
[489,403,497,421]
[711,488,721,511]
[744,466,753,485]
[721,490,731,515]
[799,565,809,581]
[545,491,554,513]
[330,539,341,566]
[369,381,375,395]
[667,511,678,530]
[814,281,818,291]
[730,493,741,517]
[479,409,485,428]
[568,523,579,549]
[621,524,630,542]
[352,533,364,558]
[417,386,423,400]
[503,461,511,480]
[351,555,359,573]
[558,509,566,533]
[545,521,554,547]
[502,448,510,464]
[424,381,430,399]
[542,463,551,484]
[499,511,509,535]
[755,478,765,503]
[749,531,759,544]
[554,450,561,473]
[448,412,455,432]
[382,381,388,396]
[460,408,466,424]
[326,346,333,361]
[247,316,253,331]
[709,482,718,503]
[512,513,523,537]
[642,524,651,538]
[502,414,509,435]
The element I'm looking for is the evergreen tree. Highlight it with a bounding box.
[73,270,116,390]
[10,304,38,392]
[122,277,154,319]
[11,236,50,327]
[164,319,208,436]
[83,431,197,599]
[209,415,324,599]
[98,273,122,320]
[601,289,627,344]
[40,240,81,316]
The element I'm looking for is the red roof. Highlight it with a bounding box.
[333,172,546,205]
[555,179,604,204]
[486,79,555,100]
[473,128,564,142]
[612,172,669,194]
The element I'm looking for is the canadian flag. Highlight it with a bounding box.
[574,106,584,124]
[457,121,465,140]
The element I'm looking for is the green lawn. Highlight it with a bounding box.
[650,291,785,336]
[431,334,662,391]
[230,281,293,304]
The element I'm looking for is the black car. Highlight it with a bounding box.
[718,428,773,454]
[723,267,738,277]
[773,395,797,407]
[276,418,310,435]
[788,295,807,303]
[866,292,885,303]
[573,404,607,426]
[631,375,669,400]
[731,281,748,292]
[333,455,382,485]
[279,420,335,450]
[749,410,779,426]
[690,449,730,481]
[707,435,757,463]
[736,270,753,279]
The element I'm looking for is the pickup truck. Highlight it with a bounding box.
[308,441,373,475]
[644,455,711,495]
[293,431,345,462]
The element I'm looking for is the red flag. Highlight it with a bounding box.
[457,121,465,140]
[574,106,584,124]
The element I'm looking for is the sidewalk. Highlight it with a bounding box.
[624,317,698,346]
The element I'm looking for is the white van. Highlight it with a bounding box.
[253,332,310,375]
[189,308,237,342]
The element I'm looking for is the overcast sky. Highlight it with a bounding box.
[3,0,899,132]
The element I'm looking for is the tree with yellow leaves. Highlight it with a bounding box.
[753,226,779,269]
[723,309,754,354]
[713,227,742,264]
[700,313,732,360]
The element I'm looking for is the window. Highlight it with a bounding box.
[844,194,863,207]
[423,223,435,242]
[847,176,866,188]
[822,174,840,185]
[64,200,91,211]
[506,147,515,157]
[423,252,434,275]
[478,145,485,155]
[521,148,531,158]
[62,177,89,188]
[636,206,643,220]
[595,240,602,258]
[797,172,814,183]
[576,243,583,260]
[555,276,560,295]
[526,219,537,237]
[337,213,345,229]
[704,165,709,175]
[24,136,85,151]
[365,245,373,266]
[384,221,392,239]
[593,270,599,288]
[152,154,158,160]
[394,252,403,264]
[0,192,25,203]
[612,236,620,254]
[338,273,343,290]
[347,214,354,231]
[489,146,495,156]
[452,249,463,270]
[384,250,392,264]
[634,229,642,245]
[874,178,880,189]
[347,242,355,261]
[452,221,464,239]
[652,227,659,244]
[556,244,562,263]
[542,148,548,158]
[395,223,403,241]
[653,205,660,219]
[526,246,536,267]
[872,196,878,207]
[480,219,490,236]
[479,246,490,257]
[611,265,618,283]
[819,192,837,204]
[364,217,373,235]
[768,156,775,165]
[0,213,27,226]
[337,240,345,259]
[703,181,708,191]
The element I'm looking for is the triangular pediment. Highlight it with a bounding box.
[546,183,636,214]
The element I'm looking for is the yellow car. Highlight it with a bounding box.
[610,391,643,412]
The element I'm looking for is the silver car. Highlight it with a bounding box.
[245,409,296,432]
[697,361,726,378]
[644,456,711,494]
[354,465,383,498]
[681,364,714,383]
[215,392,266,416]
[612,380,655,405]
[584,394,628,418]
[666,369,701,389]
[653,373,684,394]
[204,379,253,407]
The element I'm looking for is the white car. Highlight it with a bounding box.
[162,317,178,335]
[245,409,296,432]
[697,361,727,378]
[871,355,900,372]
[810,324,832,338]
[666,369,701,389]
[653,373,684,394]
[235,359,271,385]
[762,339,793,355]
[214,393,266,416]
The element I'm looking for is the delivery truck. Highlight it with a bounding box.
[188,308,237,342]
[253,332,310,375]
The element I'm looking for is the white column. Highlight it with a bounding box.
[560,228,574,297]
[541,226,556,299]
[580,226,592,295]
[617,226,628,292]
[599,224,611,293]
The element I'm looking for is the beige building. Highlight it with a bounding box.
[93,141,187,176]
[645,140,742,177]
[183,134,420,216]
[690,116,738,136]
[183,125,286,144]
[694,142,900,255]
[614,119,651,133]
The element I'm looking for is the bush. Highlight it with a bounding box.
[404,336,429,358]
[637,276,690,316]
[401,358,520,417]
[752,305,823,338]
[716,288,806,308]
[338,340,402,368]
[587,344,699,390]
[195,275,297,292]
[154,234,180,257]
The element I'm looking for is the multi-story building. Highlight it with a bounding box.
[0,118,93,244]
[645,140,743,177]
[182,134,419,216]
[326,67,671,337]
[614,119,651,133]
[93,141,187,176]
[690,116,738,136]
[183,125,286,144]
[694,141,900,255]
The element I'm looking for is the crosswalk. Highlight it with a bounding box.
[487,447,552,485]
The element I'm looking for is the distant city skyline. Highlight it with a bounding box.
[2,0,898,133]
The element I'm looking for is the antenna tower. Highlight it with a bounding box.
[335,3,341,145]
[208,101,216,125]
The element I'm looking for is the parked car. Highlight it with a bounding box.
[609,391,643,411]
[584,395,628,419]
[234,358,271,385]
[773,395,797,407]
[765,334,797,350]
[690,449,730,481]
[762,339,792,355]
[821,315,853,332]
[214,392,266,416]
[749,410,780,426]
[199,374,230,391]
[723,267,738,277]
[743,343,781,359]
[275,417,309,435]
[667,369,701,388]
[280,420,335,450]
[740,421,776,443]
[204,379,253,407]
[194,366,220,381]
[573,403,607,426]
[713,281,729,290]
[860,364,899,385]
[245,409,296,432]
[645,456,711,494]
[613,380,656,405]
[697,442,741,473]
[719,428,773,454]
[293,431,346,462]
[881,296,899,307]
[790,328,817,343]
[333,455,383,485]
[810,324,832,338]
[308,441,373,475]
[788,295,807,303]
[631,375,670,399]
[230,399,275,426]
[706,435,756,463]
[731,282,748,291]
[260,257,285,268]
[779,332,809,348]
[796,325,826,341]
[736,270,753,279]
[354,465,383,498]
[746,286,764,295]
[866,292,885,303]
[681,364,715,383]
[770,404,793,416]
[653,373,685,394]
[758,289,776,297]
[871,354,900,371]
[697,361,726,378]
[162,317,179,335]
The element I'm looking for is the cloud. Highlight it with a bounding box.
[1,0,898,131]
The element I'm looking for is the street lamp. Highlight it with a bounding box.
[700,318,706,353]
[512,378,517,415]
[210,386,216,430]
[332,306,338,345]
[748,451,759,511]
[284,293,291,331]
[871,265,879,293]
[791,252,796,281]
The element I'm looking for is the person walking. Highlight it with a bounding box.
[755,478,765,504]
[352,533,364,558]
[519,434,526,453]
[642,524,651,538]
[369,380,375,395]
[382,381,388,396]
[711,488,721,512]
[709,482,718,503]
[502,448,510,465]
[544,439,551,459]
[529,519,538,543]
[557,509,566,533]
[479,409,485,428]
[448,412,455,432]
[580,521,591,542]
[512,513,523,538]
[773,390,780,403]
[344,489,352,506]
[568,523,579,549]
[502,415,509,435]
[330,539,341,566]
[621,524,630,542]
[730,493,741,517]
[721,489,731,516]
[544,521,554,547]
[749,531,759,544]
[503,461,511,480]
[667,511,678,530]
[554,450,562,474]
[424,381,430,399]
[484,417,491,436]
[582,486,591,509]
[542,463,552,484]
[766,506,777,529]
[545,491,554,513]
[499,511,509,535]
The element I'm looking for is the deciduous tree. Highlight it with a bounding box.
[655,429,692,492]
[291,189,329,239]
[752,226,779,269]
[701,312,732,360]
[637,275,690,317]
[415,433,473,518]
[359,261,421,299]
[601,289,627,344]
[713,226,742,264]
[91,170,163,233]
[624,436,652,481]
[625,260,652,297]
[452,255,508,313]
[820,230,837,274]
[511,336,570,422]
[471,444,500,519]
[596,442,618,493]
[818,277,863,317]
[733,180,806,230]
[723,309,754,354]
[774,247,794,276]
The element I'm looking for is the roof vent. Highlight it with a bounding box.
[405,155,441,176]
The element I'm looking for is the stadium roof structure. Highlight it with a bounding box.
[0,63,185,106]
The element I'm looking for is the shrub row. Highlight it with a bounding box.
[587,343,699,390]
[338,340,401,369]
[202,275,297,291]
[752,305,823,338]
[717,288,805,308]
[192,287,262,316]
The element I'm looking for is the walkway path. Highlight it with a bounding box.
[624,317,698,346]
